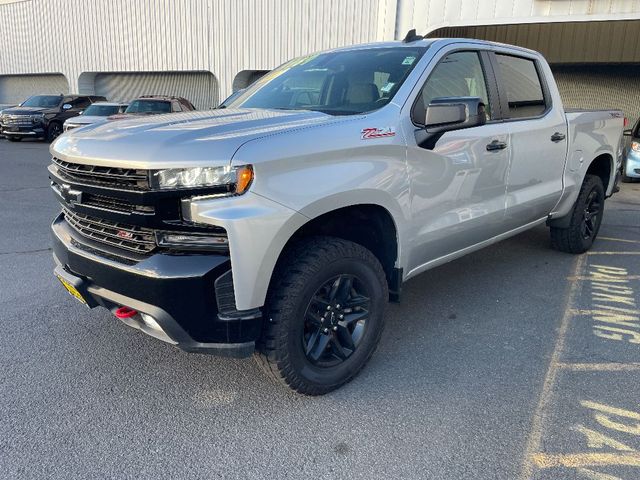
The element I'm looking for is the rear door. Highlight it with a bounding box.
[490,51,568,229]
[401,47,511,274]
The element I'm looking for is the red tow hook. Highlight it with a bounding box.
[114,306,138,319]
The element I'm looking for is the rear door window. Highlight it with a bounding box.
[494,54,547,119]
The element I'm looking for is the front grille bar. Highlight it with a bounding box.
[63,208,156,254]
[53,157,150,190]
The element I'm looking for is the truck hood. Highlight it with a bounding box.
[2,106,57,115]
[52,108,348,169]
[64,115,108,126]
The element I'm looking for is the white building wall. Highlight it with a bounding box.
[0,0,397,103]
[396,0,640,34]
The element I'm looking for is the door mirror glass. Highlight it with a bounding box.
[423,96,486,134]
[62,103,72,110]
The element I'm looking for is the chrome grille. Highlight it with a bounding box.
[82,192,154,214]
[3,115,32,126]
[52,157,150,190]
[63,208,156,254]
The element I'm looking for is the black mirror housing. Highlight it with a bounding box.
[422,97,486,134]
[623,128,633,136]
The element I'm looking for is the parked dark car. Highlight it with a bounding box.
[0,94,106,142]
[108,95,196,120]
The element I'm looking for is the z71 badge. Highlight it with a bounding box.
[361,127,396,140]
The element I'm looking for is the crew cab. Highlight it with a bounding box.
[1,94,106,141]
[49,36,623,395]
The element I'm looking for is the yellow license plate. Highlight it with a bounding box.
[56,274,88,306]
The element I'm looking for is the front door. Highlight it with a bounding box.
[401,49,510,276]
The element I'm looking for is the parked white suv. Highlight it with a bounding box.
[49,35,623,394]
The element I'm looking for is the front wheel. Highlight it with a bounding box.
[7,136,21,142]
[46,122,62,142]
[255,236,388,395]
[550,174,605,254]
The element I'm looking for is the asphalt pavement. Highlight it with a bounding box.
[1,138,638,479]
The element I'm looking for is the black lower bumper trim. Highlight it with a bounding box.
[51,213,262,357]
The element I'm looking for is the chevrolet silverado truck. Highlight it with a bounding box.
[49,35,623,395]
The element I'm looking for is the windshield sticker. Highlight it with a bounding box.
[380,82,395,93]
[402,56,416,65]
[361,127,396,140]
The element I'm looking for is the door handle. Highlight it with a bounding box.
[486,140,507,151]
[551,132,566,142]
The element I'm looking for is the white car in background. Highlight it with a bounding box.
[63,102,128,131]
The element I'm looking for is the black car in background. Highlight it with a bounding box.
[0,94,106,142]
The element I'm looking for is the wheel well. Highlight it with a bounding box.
[586,154,612,193]
[278,205,399,299]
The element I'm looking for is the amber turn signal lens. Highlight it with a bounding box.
[236,165,254,194]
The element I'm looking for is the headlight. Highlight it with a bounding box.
[150,165,253,193]
[31,114,43,124]
[632,141,640,152]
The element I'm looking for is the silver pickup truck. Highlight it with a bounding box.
[50,36,623,395]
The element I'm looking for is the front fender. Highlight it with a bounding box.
[183,192,308,310]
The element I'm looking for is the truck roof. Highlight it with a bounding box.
[329,37,540,57]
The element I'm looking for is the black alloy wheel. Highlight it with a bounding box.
[550,174,605,254]
[256,236,388,395]
[47,122,62,142]
[581,189,601,241]
[302,274,370,367]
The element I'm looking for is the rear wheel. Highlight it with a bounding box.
[550,174,605,254]
[255,236,388,395]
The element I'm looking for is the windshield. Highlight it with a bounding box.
[83,104,121,116]
[225,47,428,115]
[21,95,62,108]
[125,100,171,114]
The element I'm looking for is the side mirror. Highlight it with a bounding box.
[418,97,486,134]
[62,103,72,110]
[623,128,632,136]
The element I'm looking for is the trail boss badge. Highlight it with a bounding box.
[361,127,396,140]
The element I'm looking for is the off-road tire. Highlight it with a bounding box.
[46,122,62,142]
[255,236,388,395]
[550,174,605,254]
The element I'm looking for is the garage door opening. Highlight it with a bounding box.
[0,73,69,106]
[78,71,218,110]
[232,70,270,93]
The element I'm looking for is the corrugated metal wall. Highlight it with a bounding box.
[552,65,640,121]
[0,74,69,104]
[93,72,217,110]
[0,0,396,105]
[426,21,640,64]
[397,0,640,36]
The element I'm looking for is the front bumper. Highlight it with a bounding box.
[51,213,262,357]
[1,124,45,137]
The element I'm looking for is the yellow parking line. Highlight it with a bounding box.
[568,275,640,281]
[519,255,586,480]
[532,452,640,468]
[557,362,640,371]
[587,252,640,255]
[598,236,640,244]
